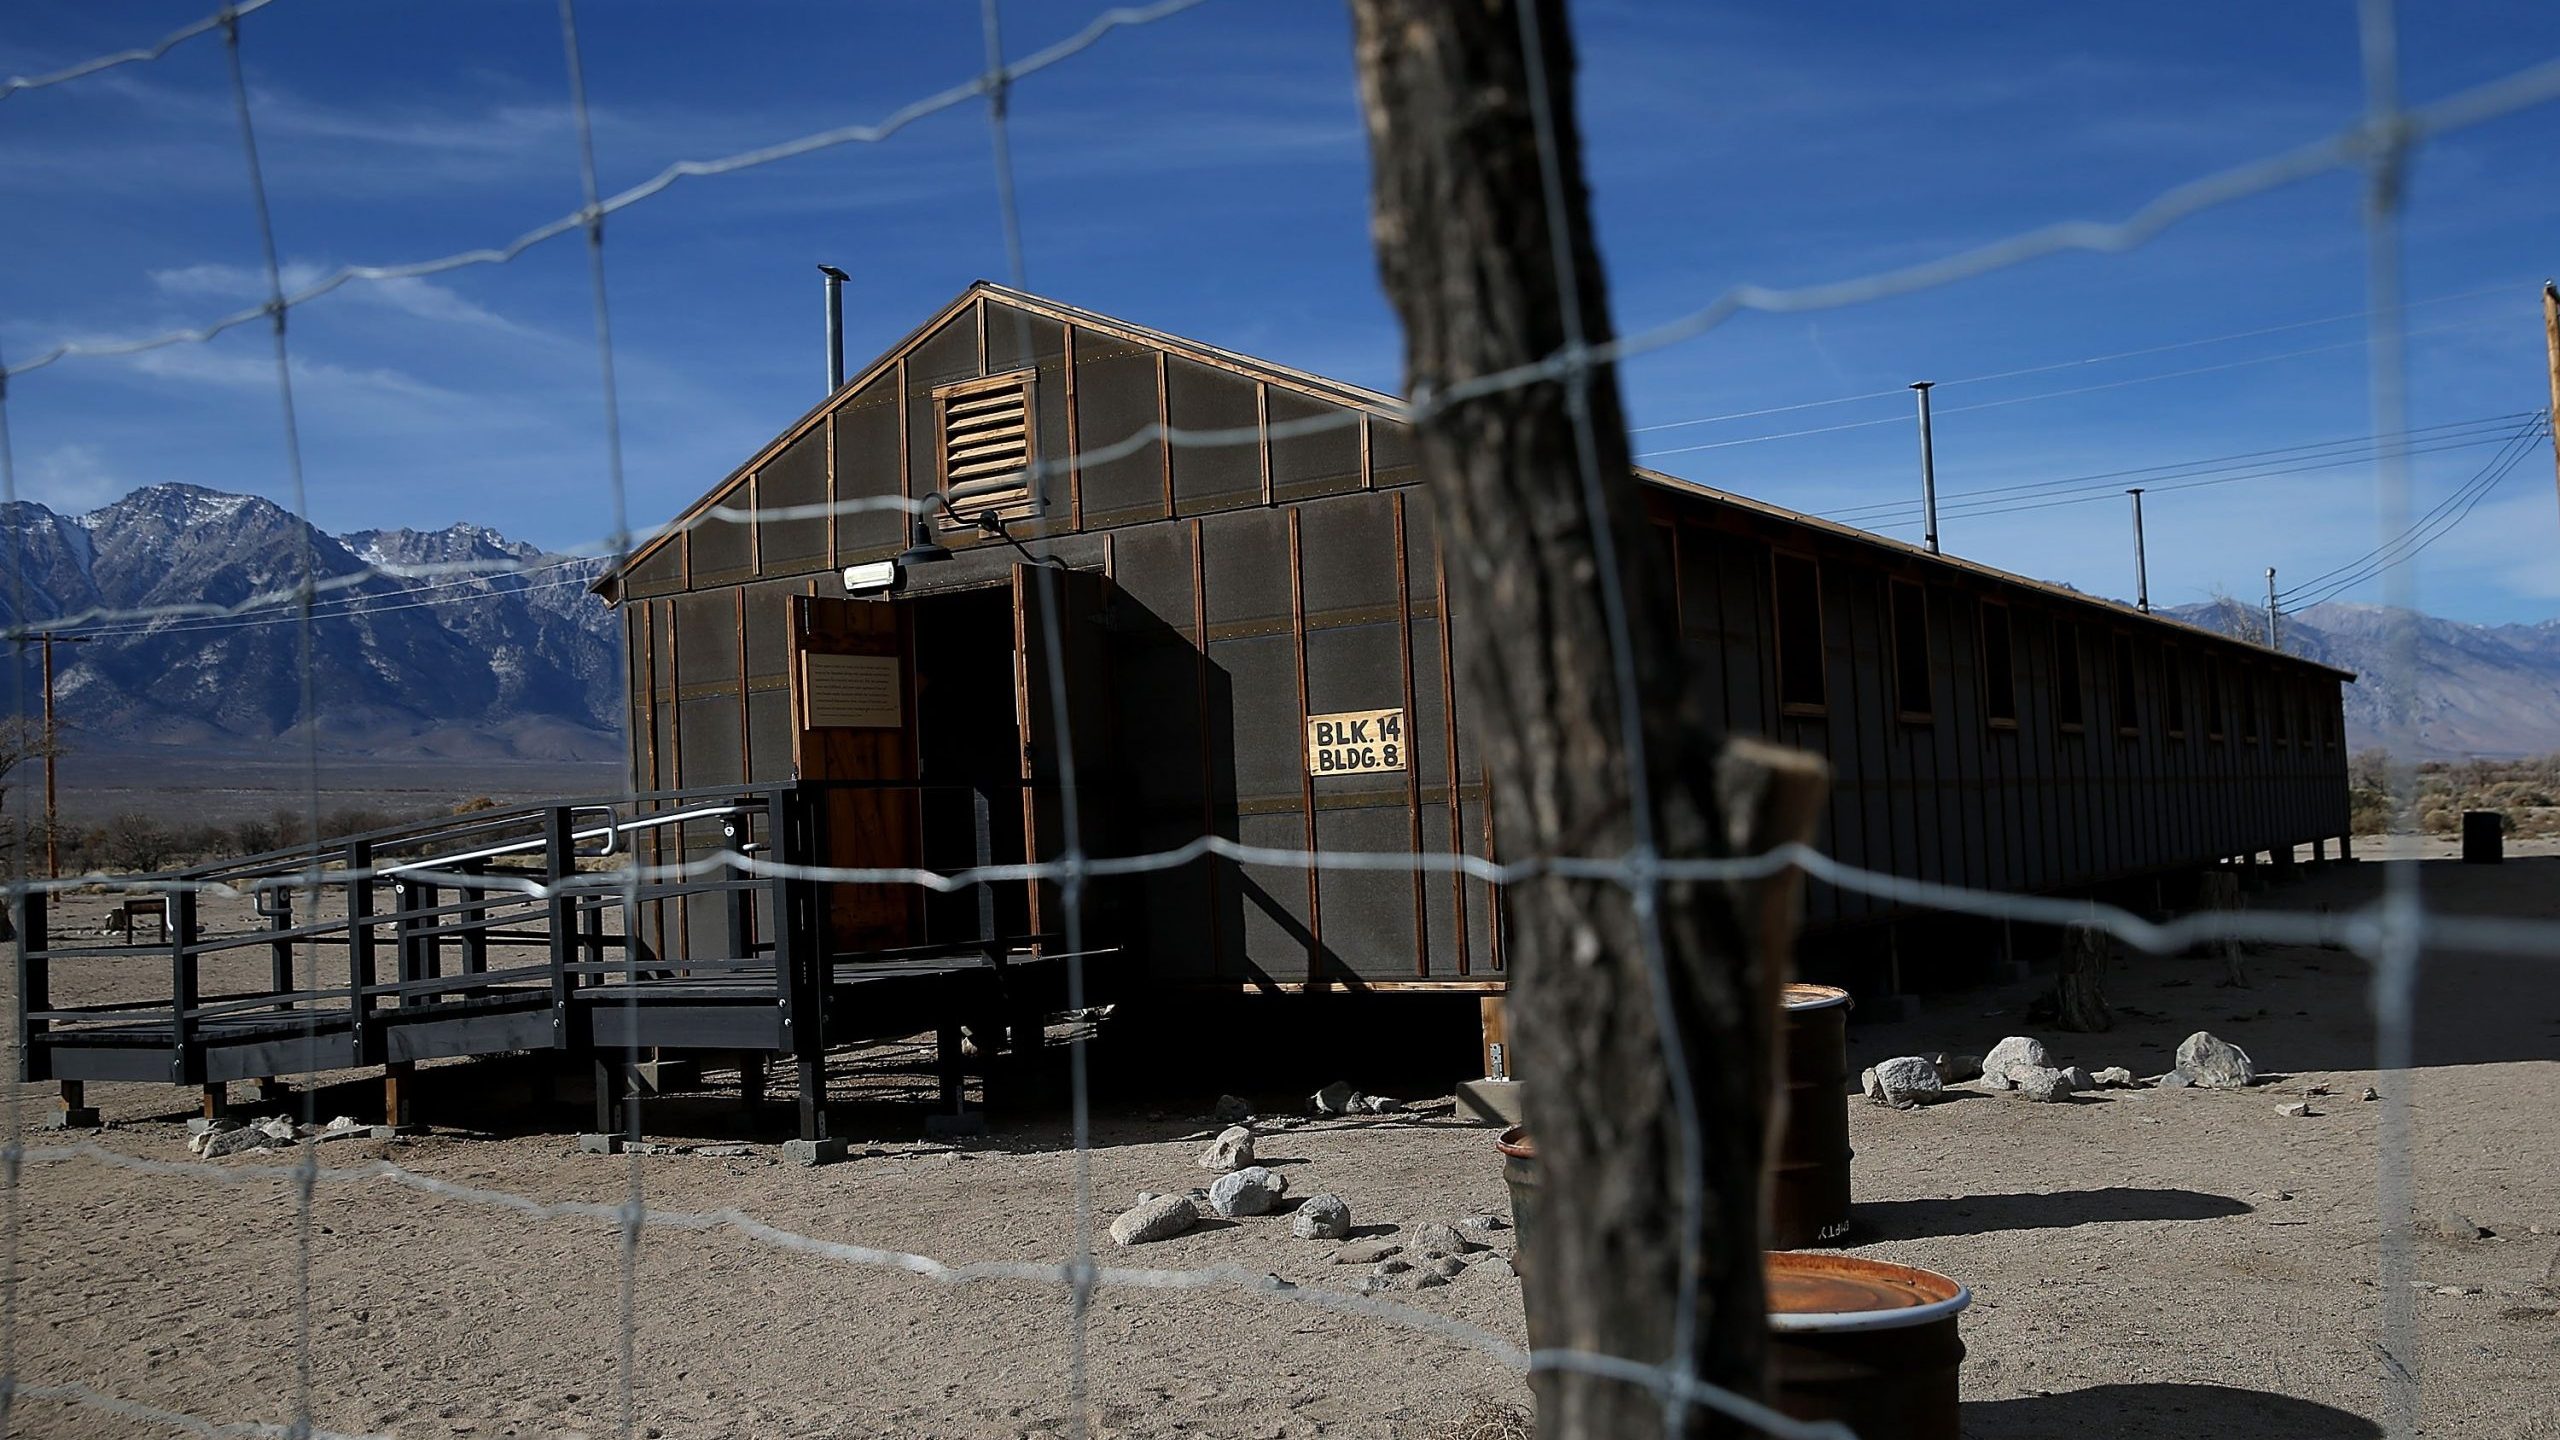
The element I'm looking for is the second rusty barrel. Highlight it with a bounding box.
[1766,1251,1970,1440]
[1772,982,1854,1247]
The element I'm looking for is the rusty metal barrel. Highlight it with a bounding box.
[1766,1252,1970,1440]
[1772,982,1854,1247]
[1496,1126,1537,1284]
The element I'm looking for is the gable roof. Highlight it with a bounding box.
[605,282,2353,682]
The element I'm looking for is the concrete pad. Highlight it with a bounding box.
[1455,1078,1522,1127]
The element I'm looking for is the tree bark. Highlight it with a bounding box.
[2054,921,2114,1033]
[1349,5,1807,1434]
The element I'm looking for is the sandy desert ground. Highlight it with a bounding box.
[1,836,2554,1439]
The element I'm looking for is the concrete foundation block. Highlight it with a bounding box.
[781,1137,850,1168]
[40,1108,101,1131]
[1455,1078,1523,1127]
[575,1132,625,1155]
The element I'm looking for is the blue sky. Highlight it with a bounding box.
[3,0,2557,622]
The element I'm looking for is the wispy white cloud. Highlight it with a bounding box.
[146,261,547,341]
[22,443,127,513]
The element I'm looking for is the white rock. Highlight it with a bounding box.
[1408,1221,1479,1259]
[1292,1194,1351,1239]
[1310,1081,1358,1116]
[1209,1166,1285,1217]
[2059,1066,2096,1092]
[1197,1125,1256,1172]
[193,1126,281,1158]
[2175,1031,2256,1089]
[2276,1101,2317,1118]
[2092,1066,2137,1088]
[1863,1055,1943,1108]
[1983,1036,2051,1086]
[1109,1194,1199,1246]
[1929,1053,1984,1084]
[2013,1067,2072,1103]
[1457,1214,1506,1233]
[1357,1095,1403,1115]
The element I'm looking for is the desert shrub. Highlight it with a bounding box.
[95,812,177,873]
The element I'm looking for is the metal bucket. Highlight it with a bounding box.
[1496,1125,1537,1286]
[1773,983,1854,1247]
[1766,1251,1970,1440]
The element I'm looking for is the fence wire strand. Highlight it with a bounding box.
[210,10,331,1440]
[0,1,2551,1436]
[0,0,280,102]
[2354,3,2426,1435]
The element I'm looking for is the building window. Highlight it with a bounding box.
[1979,599,2018,728]
[2162,646,2188,739]
[1890,579,1931,722]
[933,371,1039,523]
[2205,658,2226,741]
[1773,552,1827,714]
[2111,633,2140,735]
[2053,621,2086,731]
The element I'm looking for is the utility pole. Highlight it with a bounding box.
[1911,381,1941,553]
[39,633,86,879]
[2265,567,2279,649]
[9,631,87,880]
[2128,488,2150,613]
[2543,280,2559,522]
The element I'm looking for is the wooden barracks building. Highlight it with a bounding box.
[597,283,2354,1001]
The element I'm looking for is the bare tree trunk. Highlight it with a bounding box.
[2054,921,2113,1033]
[1350,5,1807,1434]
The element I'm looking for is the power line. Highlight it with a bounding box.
[2277,418,2545,596]
[75,571,594,640]
[2281,416,2549,607]
[1823,410,2536,522]
[1635,313,2509,459]
[1628,279,2518,436]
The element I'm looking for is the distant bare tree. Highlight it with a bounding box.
[0,714,61,885]
[96,812,176,875]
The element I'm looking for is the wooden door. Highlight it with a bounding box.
[1012,565,1117,944]
[790,593,921,954]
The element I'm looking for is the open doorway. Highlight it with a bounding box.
[911,586,1032,945]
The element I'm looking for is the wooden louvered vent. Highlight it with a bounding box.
[935,371,1038,523]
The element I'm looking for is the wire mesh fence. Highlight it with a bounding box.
[0,1,2555,1437]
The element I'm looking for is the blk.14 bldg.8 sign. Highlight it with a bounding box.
[1306,707,1407,776]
